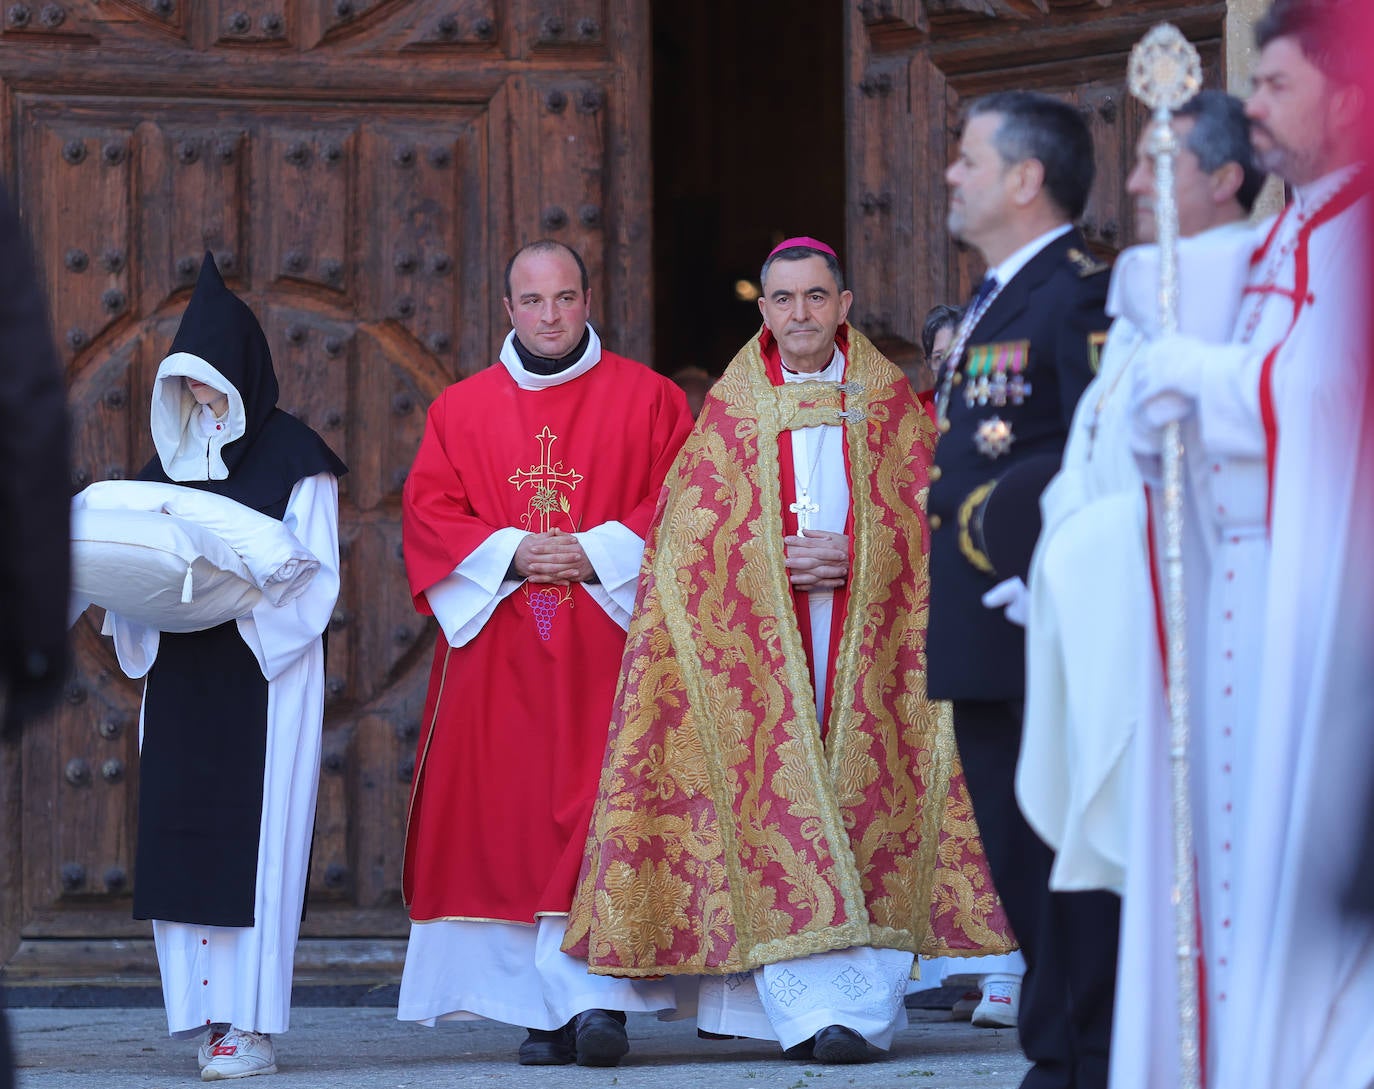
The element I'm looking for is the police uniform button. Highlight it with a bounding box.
[938,419,950,434]
[929,465,942,482]
[929,514,942,531]
[952,373,963,386]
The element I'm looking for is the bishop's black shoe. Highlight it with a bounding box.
[812,1024,872,1064]
[572,1009,629,1067]
[517,1023,575,1066]
[781,1036,816,1060]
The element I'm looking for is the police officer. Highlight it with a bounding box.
[927,91,1118,1089]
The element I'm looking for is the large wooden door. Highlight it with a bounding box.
[0,0,648,982]
[844,0,1227,370]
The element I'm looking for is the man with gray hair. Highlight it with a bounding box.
[1019,91,1263,882]
[1013,87,1262,1085]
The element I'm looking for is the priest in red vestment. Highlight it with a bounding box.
[562,239,1014,1064]
[397,240,693,1068]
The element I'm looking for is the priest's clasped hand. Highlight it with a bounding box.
[514,528,595,584]
[784,529,850,591]
[1129,333,1205,457]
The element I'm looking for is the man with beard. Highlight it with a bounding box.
[1126,1,1373,1084]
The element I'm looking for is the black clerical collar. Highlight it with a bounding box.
[512,327,591,375]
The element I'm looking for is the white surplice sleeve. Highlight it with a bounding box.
[425,520,644,643]
[235,473,340,682]
[575,520,645,631]
[103,609,161,680]
[423,526,528,648]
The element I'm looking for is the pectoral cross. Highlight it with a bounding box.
[790,490,820,531]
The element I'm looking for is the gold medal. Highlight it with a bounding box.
[973,415,1014,459]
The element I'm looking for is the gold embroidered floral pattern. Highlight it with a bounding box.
[562,328,1013,975]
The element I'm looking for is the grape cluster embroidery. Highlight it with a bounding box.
[527,585,573,641]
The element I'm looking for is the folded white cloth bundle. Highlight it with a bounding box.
[74,480,320,605]
[69,507,262,632]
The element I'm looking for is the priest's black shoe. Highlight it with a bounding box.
[517,1023,574,1066]
[781,1036,815,1060]
[812,1025,872,1064]
[572,1009,629,1067]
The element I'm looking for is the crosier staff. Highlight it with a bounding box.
[1128,23,1203,1089]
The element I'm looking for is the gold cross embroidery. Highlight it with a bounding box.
[507,425,584,532]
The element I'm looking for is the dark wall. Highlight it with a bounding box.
[652,3,845,375]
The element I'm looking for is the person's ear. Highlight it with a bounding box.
[837,290,854,325]
[1211,161,1244,207]
[1012,158,1046,207]
[1330,82,1366,139]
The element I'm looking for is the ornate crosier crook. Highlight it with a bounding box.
[1129,23,1203,1089]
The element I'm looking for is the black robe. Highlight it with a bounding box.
[131,255,345,927]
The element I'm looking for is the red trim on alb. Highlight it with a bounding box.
[1144,488,1168,670]
[1250,180,1364,526]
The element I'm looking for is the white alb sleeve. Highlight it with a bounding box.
[424,526,528,647]
[574,520,646,631]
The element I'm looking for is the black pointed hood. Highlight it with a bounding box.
[140,253,346,517]
[169,253,279,463]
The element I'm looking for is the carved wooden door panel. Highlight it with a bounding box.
[1,0,649,974]
[844,0,1227,366]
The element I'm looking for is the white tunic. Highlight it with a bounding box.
[1017,314,1154,895]
[1018,222,1254,897]
[781,347,851,720]
[1112,171,1374,1089]
[107,471,341,1037]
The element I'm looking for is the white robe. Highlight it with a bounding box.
[1112,172,1374,1089]
[107,472,341,1037]
[1014,223,1249,1089]
[1017,315,1155,895]
[1018,221,1254,896]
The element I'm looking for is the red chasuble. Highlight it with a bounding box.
[401,350,693,924]
[562,326,1014,975]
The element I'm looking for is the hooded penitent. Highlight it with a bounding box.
[132,254,344,927]
[141,254,344,513]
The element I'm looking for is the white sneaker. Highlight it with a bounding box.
[971,978,1020,1028]
[197,1025,231,1071]
[201,1028,278,1081]
[949,989,980,1020]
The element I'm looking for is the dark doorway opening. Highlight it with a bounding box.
[650,3,846,378]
